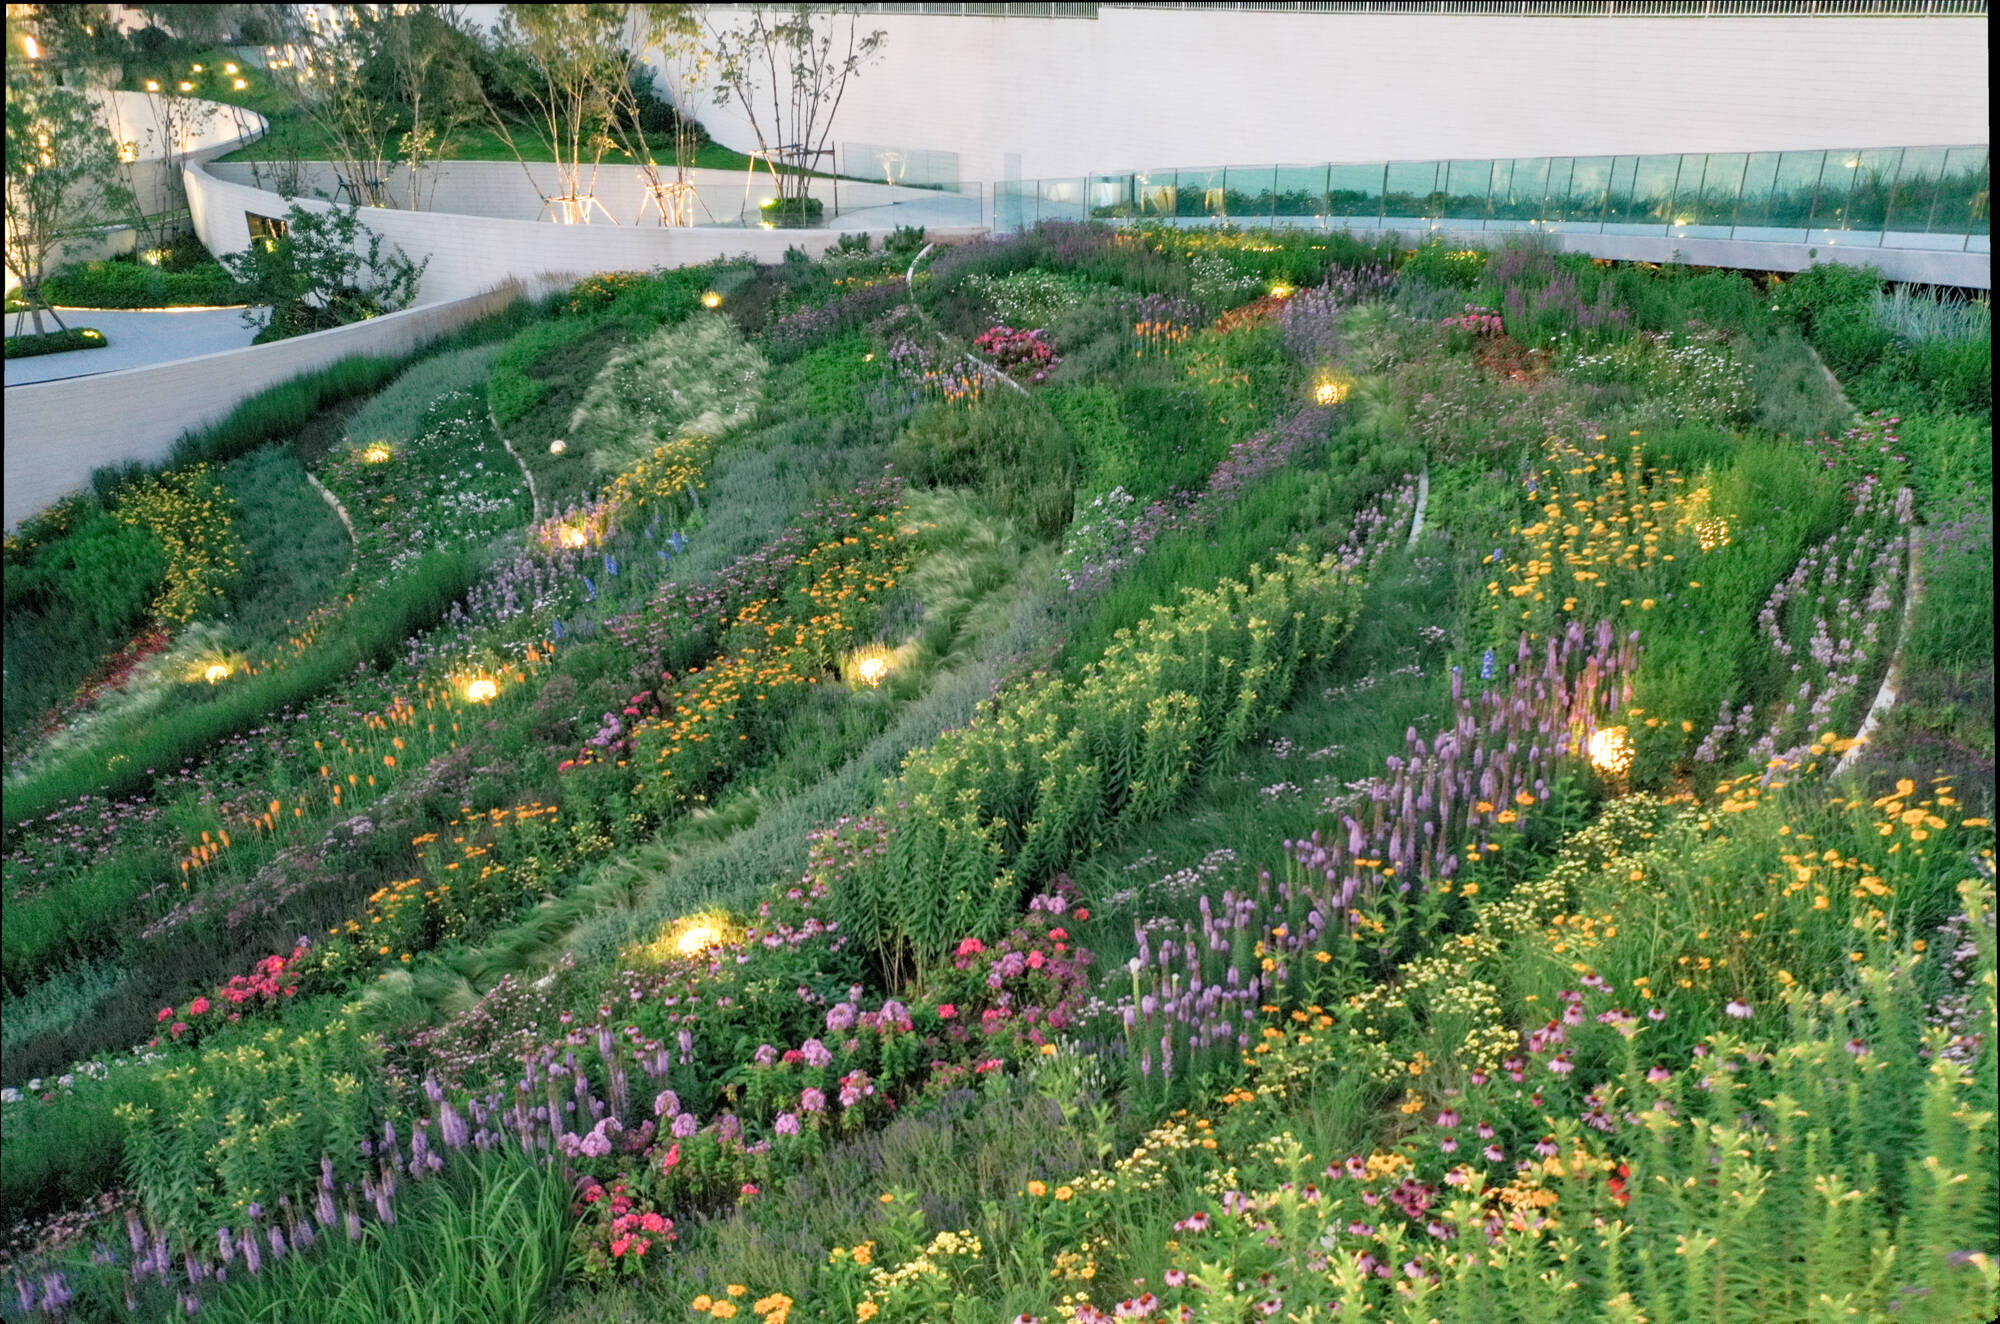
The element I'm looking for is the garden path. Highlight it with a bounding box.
[4,307,263,386]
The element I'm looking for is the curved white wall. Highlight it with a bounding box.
[675,9,1989,183]
[3,282,521,530]
[185,157,946,305]
[4,92,264,291]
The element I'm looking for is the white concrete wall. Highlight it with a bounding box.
[3,282,522,530]
[186,155,957,304]
[203,160,962,226]
[95,90,267,216]
[672,9,1990,183]
[5,92,262,291]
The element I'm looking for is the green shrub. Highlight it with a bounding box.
[785,331,890,418]
[1399,240,1487,289]
[832,550,1363,980]
[6,504,164,635]
[1045,384,1140,497]
[118,1014,386,1232]
[42,256,246,309]
[488,315,610,430]
[3,326,107,358]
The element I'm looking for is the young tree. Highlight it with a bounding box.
[381,6,483,211]
[705,5,885,216]
[3,71,134,335]
[612,3,709,225]
[217,201,426,342]
[275,3,400,207]
[478,4,629,223]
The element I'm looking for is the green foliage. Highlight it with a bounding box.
[491,318,626,455]
[220,202,428,343]
[1,547,475,827]
[218,446,353,647]
[1044,384,1138,498]
[5,503,163,636]
[2,325,107,357]
[42,254,246,309]
[187,1154,572,1324]
[1399,239,1487,288]
[1739,326,1854,438]
[166,353,412,472]
[0,1062,159,1226]
[783,331,891,418]
[835,551,1362,980]
[117,1015,385,1231]
[892,391,1076,539]
[1772,263,1991,415]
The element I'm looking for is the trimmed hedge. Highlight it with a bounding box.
[3,326,107,359]
[43,259,247,310]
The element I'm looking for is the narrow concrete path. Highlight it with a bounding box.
[4,307,261,385]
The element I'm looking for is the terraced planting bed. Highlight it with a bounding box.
[1,227,1992,1324]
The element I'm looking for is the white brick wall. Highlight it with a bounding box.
[672,10,1989,183]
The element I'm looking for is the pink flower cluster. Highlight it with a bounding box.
[1439,304,1505,338]
[153,937,313,1040]
[973,325,1060,383]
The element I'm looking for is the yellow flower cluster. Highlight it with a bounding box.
[120,465,245,624]
[1484,437,1719,643]
[337,801,559,962]
[602,432,716,519]
[625,514,908,800]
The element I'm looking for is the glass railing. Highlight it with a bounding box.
[995,146,1990,252]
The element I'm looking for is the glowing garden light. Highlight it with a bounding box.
[362,443,391,463]
[204,663,230,684]
[1587,726,1634,776]
[847,644,896,688]
[1313,376,1349,405]
[145,80,160,92]
[560,526,589,549]
[233,78,248,90]
[179,81,195,92]
[1269,282,1294,300]
[464,677,499,703]
[702,291,723,309]
[673,923,721,956]
[224,62,239,74]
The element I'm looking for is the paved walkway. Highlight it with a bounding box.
[4,307,263,386]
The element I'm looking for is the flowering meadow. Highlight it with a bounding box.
[1,227,1992,1323]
